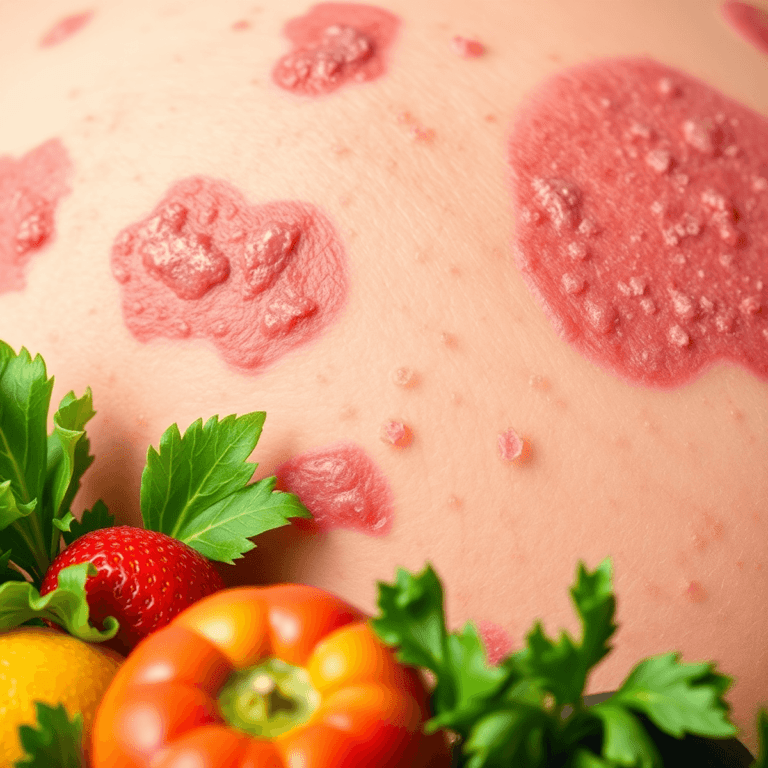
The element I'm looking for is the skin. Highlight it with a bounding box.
[0,0,766,751]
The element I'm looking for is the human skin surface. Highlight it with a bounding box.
[0,0,766,751]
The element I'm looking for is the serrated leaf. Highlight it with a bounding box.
[14,702,84,768]
[140,412,266,537]
[428,623,515,735]
[61,500,114,546]
[613,652,737,740]
[590,701,662,768]
[0,562,118,641]
[462,704,548,768]
[509,559,616,707]
[174,476,310,563]
[52,512,76,533]
[0,479,37,532]
[371,563,449,674]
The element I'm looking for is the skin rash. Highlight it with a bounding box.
[0,0,766,753]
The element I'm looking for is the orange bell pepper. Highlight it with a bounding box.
[91,584,452,768]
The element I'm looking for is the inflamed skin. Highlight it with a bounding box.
[272,3,400,96]
[0,140,72,294]
[111,177,348,372]
[509,57,768,388]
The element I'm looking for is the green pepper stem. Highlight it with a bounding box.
[217,657,321,739]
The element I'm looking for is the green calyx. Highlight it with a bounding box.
[217,657,322,738]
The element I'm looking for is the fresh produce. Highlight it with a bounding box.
[39,526,226,654]
[0,340,311,650]
[0,626,122,766]
[370,558,744,768]
[90,583,451,768]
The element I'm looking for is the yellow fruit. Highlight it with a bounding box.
[0,627,123,766]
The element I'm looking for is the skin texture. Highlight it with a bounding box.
[0,0,766,752]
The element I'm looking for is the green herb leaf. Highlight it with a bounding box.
[43,389,96,559]
[0,344,54,583]
[140,412,310,562]
[371,563,449,673]
[590,700,662,768]
[508,559,616,707]
[753,709,768,768]
[612,652,737,740]
[174,475,310,563]
[14,702,84,768]
[141,412,266,535]
[0,562,118,641]
[0,344,53,508]
[61,500,114,547]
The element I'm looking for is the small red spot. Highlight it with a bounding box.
[380,419,413,448]
[231,19,251,32]
[450,36,485,58]
[683,580,708,603]
[40,10,94,48]
[498,428,524,461]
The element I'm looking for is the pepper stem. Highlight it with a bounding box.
[217,657,321,738]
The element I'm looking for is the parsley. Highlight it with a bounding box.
[0,341,311,636]
[371,558,739,768]
[14,702,84,768]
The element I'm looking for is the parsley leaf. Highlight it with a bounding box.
[372,558,740,768]
[509,559,616,707]
[140,413,311,561]
[14,702,84,768]
[610,652,737,739]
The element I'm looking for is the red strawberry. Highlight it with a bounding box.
[40,525,225,655]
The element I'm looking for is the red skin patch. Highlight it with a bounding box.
[39,10,94,48]
[272,3,400,96]
[275,442,394,536]
[476,620,514,666]
[721,1,768,56]
[0,139,72,294]
[112,177,347,373]
[509,58,768,388]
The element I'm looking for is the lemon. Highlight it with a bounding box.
[0,627,122,766]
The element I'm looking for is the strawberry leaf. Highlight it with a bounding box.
[140,412,311,561]
[14,702,84,768]
[611,652,737,739]
[141,412,265,536]
[0,561,118,641]
[0,480,37,533]
[174,475,311,563]
[61,500,114,546]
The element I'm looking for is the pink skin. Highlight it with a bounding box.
[0,139,72,294]
[39,11,94,48]
[497,428,524,461]
[509,58,768,388]
[111,177,348,373]
[272,3,400,96]
[721,1,768,56]
[275,442,394,536]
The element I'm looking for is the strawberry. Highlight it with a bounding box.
[40,526,225,655]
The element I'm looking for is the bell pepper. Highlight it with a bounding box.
[91,584,452,768]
